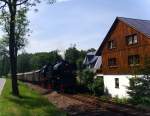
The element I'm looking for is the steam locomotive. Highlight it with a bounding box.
[17,60,77,92]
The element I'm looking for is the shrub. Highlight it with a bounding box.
[128,76,150,106]
[79,69,94,86]
[78,69,104,96]
[128,57,150,106]
[112,96,129,104]
[100,95,110,102]
[91,77,104,96]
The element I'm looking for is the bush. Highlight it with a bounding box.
[99,95,110,102]
[78,69,104,96]
[128,76,150,106]
[79,69,94,86]
[128,57,150,106]
[99,95,129,105]
[76,69,94,93]
[90,77,104,96]
[112,96,129,105]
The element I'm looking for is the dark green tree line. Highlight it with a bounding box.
[0,50,62,76]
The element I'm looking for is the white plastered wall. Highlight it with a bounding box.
[102,75,132,98]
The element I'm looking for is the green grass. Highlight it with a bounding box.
[99,95,129,105]
[0,79,66,116]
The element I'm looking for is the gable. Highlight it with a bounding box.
[96,17,150,56]
[96,18,119,55]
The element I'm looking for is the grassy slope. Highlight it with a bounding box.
[0,79,66,116]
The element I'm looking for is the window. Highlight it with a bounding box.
[128,55,140,66]
[115,78,119,88]
[108,40,116,49]
[126,34,138,45]
[108,58,117,66]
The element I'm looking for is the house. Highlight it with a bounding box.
[83,52,101,72]
[96,17,150,98]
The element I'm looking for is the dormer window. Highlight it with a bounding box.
[108,40,116,49]
[126,34,138,45]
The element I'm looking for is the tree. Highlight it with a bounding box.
[0,38,8,56]
[65,45,86,66]
[0,8,30,75]
[0,8,29,53]
[128,57,150,105]
[77,50,86,69]
[17,52,32,73]
[0,39,10,77]
[30,51,62,70]
[49,50,62,64]
[0,0,55,96]
[87,48,96,53]
[65,45,80,64]
[0,5,29,96]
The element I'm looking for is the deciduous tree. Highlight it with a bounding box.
[0,0,55,96]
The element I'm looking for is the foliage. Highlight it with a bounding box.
[99,95,110,102]
[0,55,10,76]
[48,50,62,64]
[128,76,150,105]
[139,56,150,74]
[0,38,8,56]
[128,57,150,106]
[64,46,98,72]
[30,51,62,70]
[0,50,62,76]
[79,69,94,85]
[0,0,56,95]
[91,77,104,96]
[112,96,129,105]
[0,79,66,116]
[79,69,104,96]
[0,39,10,76]
[99,95,129,105]
[0,8,29,53]
[17,52,32,73]
[86,48,96,53]
[76,57,85,71]
[64,45,86,70]
[65,45,81,64]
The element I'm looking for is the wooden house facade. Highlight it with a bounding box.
[96,17,150,98]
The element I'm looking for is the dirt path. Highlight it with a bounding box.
[27,83,150,116]
[0,78,6,95]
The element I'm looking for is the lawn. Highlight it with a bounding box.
[0,79,66,116]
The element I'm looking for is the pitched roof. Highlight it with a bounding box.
[118,17,150,37]
[96,17,150,55]
[83,52,97,65]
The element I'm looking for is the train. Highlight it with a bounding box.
[17,60,77,93]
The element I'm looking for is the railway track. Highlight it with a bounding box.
[26,83,150,116]
[62,94,101,107]
[61,94,150,116]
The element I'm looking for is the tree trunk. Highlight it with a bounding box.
[9,2,19,96]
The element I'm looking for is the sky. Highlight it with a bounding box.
[24,0,150,53]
